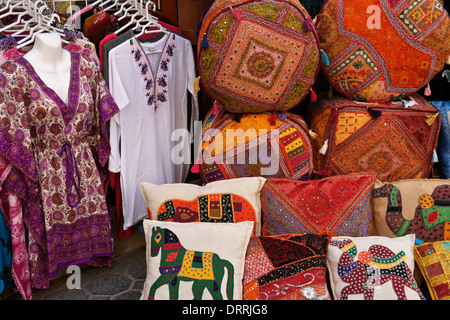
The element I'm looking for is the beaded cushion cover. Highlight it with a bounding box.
[308,93,441,182]
[373,179,450,242]
[414,240,450,300]
[327,234,425,300]
[141,220,253,300]
[139,177,266,235]
[243,232,332,300]
[260,171,377,237]
[316,0,450,102]
[432,101,450,178]
[197,0,320,113]
[199,105,314,183]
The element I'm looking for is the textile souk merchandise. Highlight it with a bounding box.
[260,171,377,237]
[197,0,321,113]
[141,219,254,300]
[308,93,441,182]
[432,101,450,179]
[108,32,199,230]
[315,0,450,102]
[372,179,450,242]
[139,177,266,236]
[198,104,314,183]
[0,45,118,290]
[327,234,425,300]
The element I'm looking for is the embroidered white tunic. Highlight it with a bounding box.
[108,33,198,229]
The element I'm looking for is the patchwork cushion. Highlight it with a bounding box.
[432,101,450,178]
[414,240,450,300]
[316,0,450,102]
[198,0,320,113]
[373,179,450,242]
[141,220,253,300]
[243,232,332,300]
[139,177,266,235]
[327,234,425,300]
[308,93,441,182]
[261,171,377,237]
[199,105,314,183]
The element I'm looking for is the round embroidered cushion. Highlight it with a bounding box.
[197,0,320,113]
[316,0,450,102]
[198,105,315,183]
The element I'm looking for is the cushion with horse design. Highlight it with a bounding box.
[261,171,377,237]
[197,0,320,113]
[243,232,332,300]
[139,177,266,235]
[327,234,424,300]
[316,0,450,102]
[373,179,450,242]
[414,240,450,300]
[141,219,253,300]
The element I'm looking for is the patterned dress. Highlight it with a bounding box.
[0,51,119,289]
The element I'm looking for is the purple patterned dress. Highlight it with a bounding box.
[0,52,119,289]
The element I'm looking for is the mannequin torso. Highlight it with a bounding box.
[24,32,71,105]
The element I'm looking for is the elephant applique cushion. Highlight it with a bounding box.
[141,220,253,300]
[327,234,425,300]
[199,105,314,183]
[414,240,450,300]
[261,171,377,237]
[243,232,332,300]
[139,177,266,235]
[315,0,450,102]
[373,179,450,242]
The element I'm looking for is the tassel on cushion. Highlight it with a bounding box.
[278,111,287,121]
[321,49,330,66]
[212,101,219,115]
[319,139,328,155]
[201,33,209,49]
[328,86,333,99]
[303,18,314,32]
[194,77,201,95]
[425,113,439,126]
[191,160,200,173]
[230,6,244,21]
[310,89,317,102]
[367,106,382,119]
[269,111,277,125]
[424,83,431,96]
[309,130,318,139]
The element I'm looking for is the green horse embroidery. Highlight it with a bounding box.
[148,227,235,300]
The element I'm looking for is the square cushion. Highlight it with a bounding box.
[139,177,266,235]
[373,179,450,242]
[414,240,450,300]
[327,234,425,300]
[141,220,253,300]
[261,171,377,236]
[243,232,332,300]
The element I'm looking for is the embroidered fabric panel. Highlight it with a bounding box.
[327,235,424,300]
[199,106,314,183]
[243,233,332,300]
[308,94,441,182]
[415,240,450,300]
[261,172,377,237]
[432,101,450,178]
[316,0,450,102]
[198,0,320,113]
[141,220,253,300]
[373,179,450,242]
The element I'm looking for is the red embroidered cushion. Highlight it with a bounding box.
[260,171,377,237]
[199,105,314,183]
[197,0,320,113]
[316,0,450,102]
[308,93,441,182]
[243,232,332,300]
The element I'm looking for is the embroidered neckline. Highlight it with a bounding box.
[130,34,175,111]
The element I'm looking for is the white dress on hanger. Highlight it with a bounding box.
[108,32,198,229]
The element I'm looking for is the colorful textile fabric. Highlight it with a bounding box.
[199,105,314,183]
[243,232,332,300]
[316,0,450,102]
[327,234,425,300]
[414,240,450,300]
[0,208,13,295]
[0,52,118,288]
[198,0,320,113]
[139,177,265,236]
[373,179,450,242]
[308,93,441,182]
[432,101,450,178]
[261,171,377,237]
[141,220,253,300]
